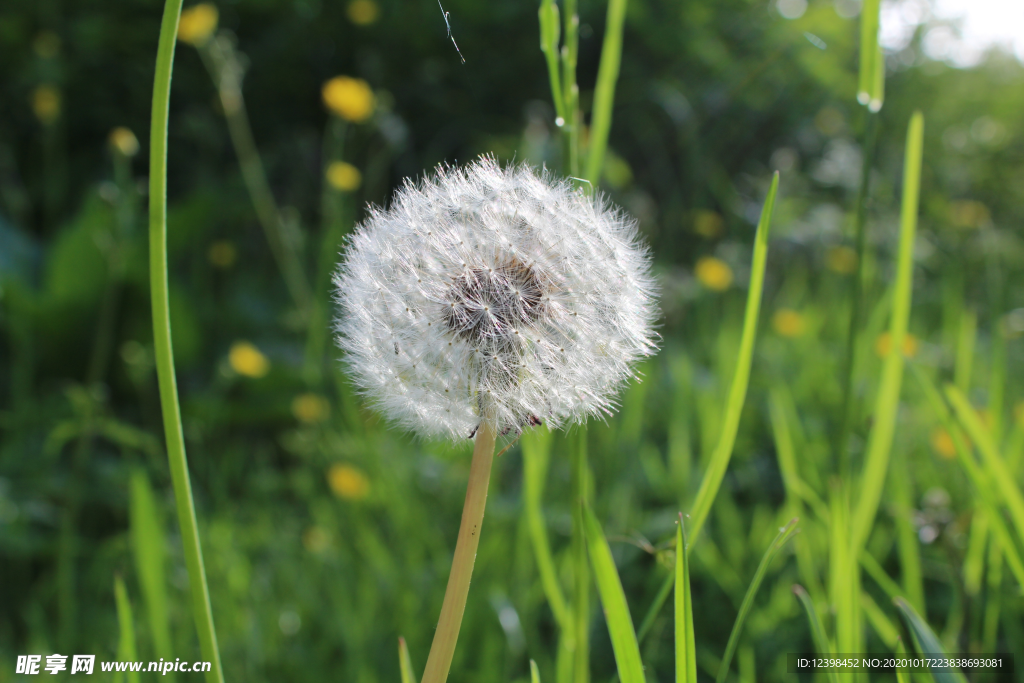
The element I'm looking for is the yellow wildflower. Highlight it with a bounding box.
[693,210,723,238]
[874,332,918,359]
[109,127,139,157]
[208,240,237,268]
[347,0,380,25]
[302,526,330,553]
[31,85,60,125]
[322,76,375,122]
[930,428,957,460]
[695,256,732,292]
[772,309,806,338]
[229,341,269,378]
[326,161,362,192]
[328,464,370,500]
[826,246,858,274]
[178,3,219,46]
[292,393,330,424]
[949,200,990,229]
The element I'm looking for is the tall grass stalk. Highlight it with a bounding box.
[114,576,141,683]
[583,0,628,186]
[148,2,224,680]
[686,172,779,545]
[570,430,591,683]
[715,519,798,683]
[849,111,923,556]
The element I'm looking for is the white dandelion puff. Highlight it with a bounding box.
[334,156,659,440]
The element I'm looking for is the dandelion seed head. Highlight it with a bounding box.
[334,156,659,440]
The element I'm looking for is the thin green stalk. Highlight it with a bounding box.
[857,0,881,105]
[892,458,924,614]
[561,0,580,176]
[583,0,628,186]
[687,172,779,546]
[793,585,839,683]
[522,428,570,629]
[198,40,312,319]
[836,110,879,475]
[849,112,924,556]
[538,0,565,121]
[148,2,224,680]
[570,429,590,683]
[304,117,350,385]
[715,519,798,683]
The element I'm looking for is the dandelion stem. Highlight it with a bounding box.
[149,1,224,681]
[420,419,498,683]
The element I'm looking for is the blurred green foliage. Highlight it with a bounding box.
[1,0,1023,681]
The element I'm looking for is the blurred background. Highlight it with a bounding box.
[1,0,1022,680]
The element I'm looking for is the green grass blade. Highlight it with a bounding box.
[675,518,697,683]
[399,637,418,683]
[531,659,542,683]
[114,576,141,683]
[637,570,672,644]
[571,430,590,683]
[688,172,779,546]
[894,638,911,683]
[792,585,838,683]
[715,519,798,683]
[860,592,899,649]
[850,112,924,556]
[893,597,968,683]
[868,44,885,112]
[857,0,881,105]
[583,0,628,186]
[129,469,173,661]
[538,0,564,120]
[522,427,570,629]
[892,460,925,614]
[907,365,1024,589]
[946,385,1024,547]
[859,551,903,603]
[582,505,645,683]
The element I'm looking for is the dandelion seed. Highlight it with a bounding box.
[334,156,658,440]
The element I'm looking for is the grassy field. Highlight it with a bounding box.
[1,0,1023,681]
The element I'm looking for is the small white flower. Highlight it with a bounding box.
[334,156,658,440]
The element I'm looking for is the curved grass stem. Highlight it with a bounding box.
[149,2,225,681]
[420,420,498,683]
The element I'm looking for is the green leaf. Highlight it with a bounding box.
[114,576,141,683]
[582,505,645,683]
[893,598,968,683]
[398,637,418,683]
[850,112,923,556]
[675,519,697,683]
[130,469,173,660]
[688,172,779,546]
[715,519,798,683]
